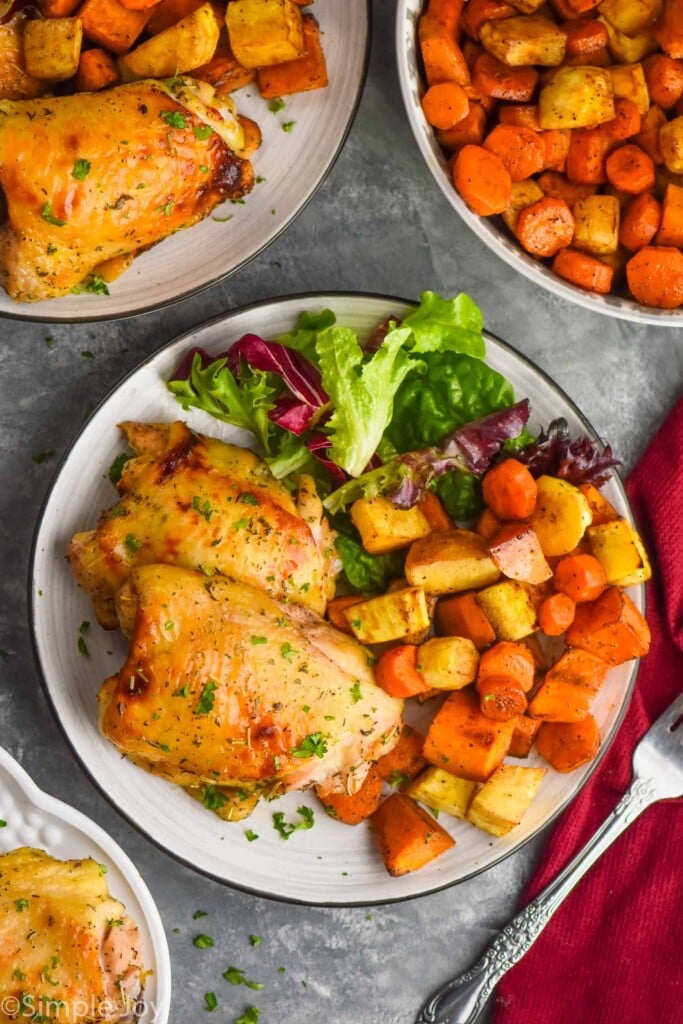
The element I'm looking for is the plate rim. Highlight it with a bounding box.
[394,0,683,328]
[0,744,172,1021]
[0,2,372,325]
[28,289,643,906]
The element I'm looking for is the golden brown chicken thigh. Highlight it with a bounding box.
[99,564,403,812]
[68,421,338,625]
[0,78,252,300]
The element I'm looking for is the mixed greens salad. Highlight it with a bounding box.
[169,291,617,594]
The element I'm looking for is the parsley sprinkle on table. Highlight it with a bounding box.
[234,1008,260,1024]
[249,935,261,947]
[205,992,218,1011]
[193,934,214,949]
[222,967,263,990]
[192,910,208,920]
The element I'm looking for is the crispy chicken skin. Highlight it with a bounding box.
[0,848,143,1024]
[68,421,338,625]
[98,564,402,805]
[0,79,252,301]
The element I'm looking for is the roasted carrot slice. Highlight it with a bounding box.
[376,724,427,784]
[317,766,383,825]
[535,716,601,772]
[371,793,455,876]
[553,554,608,603]
[619,193,662,252]
[605,144,656,195]
[375,645,431,698]
[538,593,576,636]
[552,248,614,294]
[626,246,683,308]
[515,198,575,258]
[483,124,546,181]
[472,52,538,101]
[481,459,537,520]
[452,144,513,215]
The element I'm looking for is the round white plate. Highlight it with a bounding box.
[2,2,369,322]
[30,293,643,904]
[0,745,171,1022]
[396,0,683,327]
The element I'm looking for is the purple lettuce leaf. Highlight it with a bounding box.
[516,418,620,485]
[226,334,327,406]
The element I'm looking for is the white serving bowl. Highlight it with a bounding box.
[396,0,683,327]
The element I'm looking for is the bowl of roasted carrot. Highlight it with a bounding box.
[397,0,683,323]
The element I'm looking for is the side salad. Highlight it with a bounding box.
[168,291,618,594]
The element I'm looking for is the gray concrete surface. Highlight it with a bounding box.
[1,3,682,1023]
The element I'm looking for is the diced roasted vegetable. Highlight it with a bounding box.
[528,475,593,557]
[578,483,619,525]
[598,0,663,36]
[659,116,683,173]
[371,793,455,876]
[528,648,608,721]
[475,580,538,641]
[405,530,501,595]
[538,66,615,129]
[23,16,83,81]
[423,688,517,782]
[434,592,496,650]
[609,62,651,115]
[488,523,553,584]
[350,496,431,555]
[535,716,601,771]
[416,636,480,690]
[226,0,305,69]
[317,766,384,825]
[573,194,621,255]
[344,587,431,644]
[502,178,545,233]
[120,2,220,76]
[79,0,151,54]
[509,714,541,757]
[466,764,546,836]
[376,724,427,784]
[406,766,477,819]
[257,13,328,98]
[566,586,651,665]
[586,518,652,585]
[598,16,658,64]
[480,15,567,67]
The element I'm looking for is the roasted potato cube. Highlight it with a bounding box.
[466,764,546,836]
[350,497,431,555]
[573,194,620,255]
[502,179,545,233]
[587,518,652,586]
[528,476,592,557]
[344,587,430,644]
[598,16,657,64]
[0,15,49,99]
[597,0,663,36]
[226,0,305,69]
[609,62,650,115]
[405,530,501,595]
[480,16,567,67]
[476,580,538,641]
[416,636,480,690]
[120,2,219,77]
[659,116,683,174]
[406,766,477,820]
[24,16,83,81]
[539,66,615,129]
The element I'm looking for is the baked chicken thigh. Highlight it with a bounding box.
[69,420,338,626]
[99,564,403,813]
[0,77,252,301]
[0,848,143,1024]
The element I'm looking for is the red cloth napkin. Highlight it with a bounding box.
[493,397,683,1024]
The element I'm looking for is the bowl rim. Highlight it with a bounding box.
[28,289,644,906]
[0,2,372,325]
[395,0,683,328]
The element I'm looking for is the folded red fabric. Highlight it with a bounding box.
[493,397,683,1024]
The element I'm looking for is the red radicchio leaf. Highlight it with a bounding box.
[170,346,215,382]
[268,396,319,436]
[517,418,620,485]
[305,435,349,487]
[227,334,327,406]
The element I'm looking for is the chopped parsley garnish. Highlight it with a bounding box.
[193,934,214,949]
[12,969,25,981]
[222,966,263,990]
[237,492,259,505]
[272,805,314,839]
[280,642,298,661]
[173,685,190,698]
[161,110,188,129]
[192,910,208,920]
[108,452,132,485]
[41,203,66,226]
[282,121,296,132]
[234,1007,260,1024]
[349,682,362,703]
[164,621,174,631]
[193,123,213,140]
[159,202,174,217]
[199,164,210,174]
[202,785,227,810]
[81,350,94,359]
[268,98,285,113]
[71,274,109,295]
[191,495,214,521]
[77,635,89,657]
[15,898,29,911]
[232,517,250,531]
[249,935,261,947]
[290,733,327,759]
[205,992,218,1011]
[79,620,90,634]
[389,771,409,787]
[250,635,267,645]
[107,919,124,928]
[244,829,258,842]
[0,820,6,828]
[125,533,142,554]
[195,680,218,715]
[72,158,91,181]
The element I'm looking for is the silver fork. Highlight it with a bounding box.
[416,692,683,1024]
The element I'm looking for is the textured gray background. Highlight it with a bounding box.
[1,3,682,1023]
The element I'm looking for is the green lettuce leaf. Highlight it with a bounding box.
[401,291,485,358]
[334,535,405,594]
[435,472,484,522]
[316,325,419,478]
[386,352,515,453]
[276,309,337,366]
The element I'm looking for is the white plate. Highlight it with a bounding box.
[0,746,171,1022]
[396,0,683,327]
[30,293,643,905]
[2,2,368,322]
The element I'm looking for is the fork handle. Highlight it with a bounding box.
[416,776,658,1024]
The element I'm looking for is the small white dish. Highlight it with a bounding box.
[396,0,683,326]
[0,745,171,1023]
[1,0,369,322]
[30,293,644,904]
